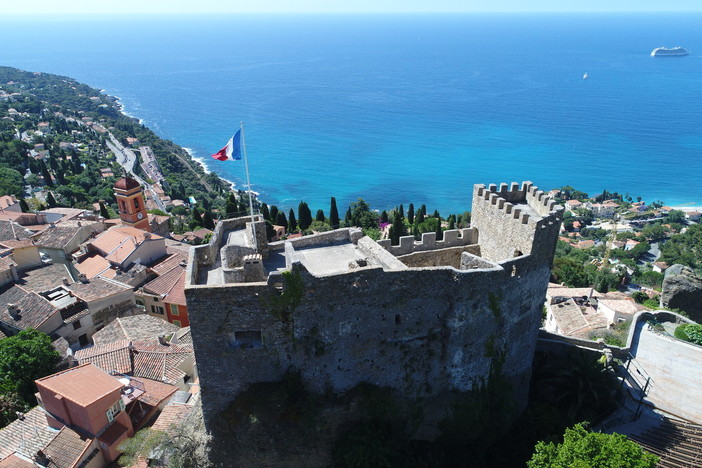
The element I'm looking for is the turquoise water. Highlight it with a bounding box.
[1,13,701,214]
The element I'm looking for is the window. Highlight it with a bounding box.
[151,305,164,315]
[72,320,81,331]
[231,330,263,349]
[134,198,139,209]
[170,304,179,316]
[135,299,145,310]
[120,200,126,212]
[172,320,182,327]
[106,399,125,423]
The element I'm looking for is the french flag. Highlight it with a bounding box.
[211,129,242,161]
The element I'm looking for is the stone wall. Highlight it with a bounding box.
[185,181,562,424]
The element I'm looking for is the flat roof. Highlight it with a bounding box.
[294,242,368,276]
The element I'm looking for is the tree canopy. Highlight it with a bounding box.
[528,423,658,468]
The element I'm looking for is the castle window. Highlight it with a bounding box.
[395,314,401,325]
[231,330,263,349]
[134,198,139,209]
[72,320,81,331]
[120,201,126,212]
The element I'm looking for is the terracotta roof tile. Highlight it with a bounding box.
[0,239,34,250]
[0,454,35,467]
[42,426,92,468]
[35,364,122,407]
[132,340,193,385]
[92,315,179,345]
[150,253,187,276]
[0,407,58,460]
[151,403,194,431]
[170,327,192,345]
[32,225,83,250]
[143,265,184,297]
[134,377,178,407]
[75,255,112,279]
[0,195,18,210]
[17,264,72,293]
[163,271,186,306]
[0,220,32,242]
[0,284,58,330]
[66,277,130,303]
[74,340,132,375]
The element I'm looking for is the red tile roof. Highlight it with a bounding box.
[74,340,132,375]
[113,177,140,191]
[75,255,111,279]
[135,377,178,407]
[0,454,35,467]
[66,277,130,303]
[143,264,185,299]
[164,271,186,306]
[42,426,93,468]
[35,363,122,407]
[0,407,58,460]
[151,403,194,431]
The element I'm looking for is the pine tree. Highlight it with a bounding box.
[408,203,415,224]
[99,201,109,219]
[316,209,325,222]
[329,197,340,229]
[270,206,280,225]
[46,191,57,208]
[298,202,312,230]
[433,209,440,219]
[261,203,271,221]
[288,209,298,233]
[203,211,215,230]
[275,211,287,229]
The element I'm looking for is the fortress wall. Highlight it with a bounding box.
[186,252,548,420]
[377,228,478,256]
[398,245,481,269]
[470,182,562,263]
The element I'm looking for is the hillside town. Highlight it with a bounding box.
[2,69,702,467]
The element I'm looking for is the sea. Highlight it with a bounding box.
[1,13,702,215]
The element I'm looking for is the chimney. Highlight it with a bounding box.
[7,303,19,319]
[77,273,88,283]
[62,277,70,286]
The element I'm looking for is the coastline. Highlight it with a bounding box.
[185,147,238,191]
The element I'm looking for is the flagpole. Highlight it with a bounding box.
[240,121,258,250]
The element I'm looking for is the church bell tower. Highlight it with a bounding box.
[114,176,151,232]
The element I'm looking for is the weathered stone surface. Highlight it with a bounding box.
[661,264,702,322]
[185,181,564,431]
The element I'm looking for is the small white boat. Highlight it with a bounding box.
[583,72,589,80]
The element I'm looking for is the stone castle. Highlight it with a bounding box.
[185,182,563,422]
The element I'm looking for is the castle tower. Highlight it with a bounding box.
[114,176,151,232]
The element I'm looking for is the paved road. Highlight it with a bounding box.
[107,133,167,212]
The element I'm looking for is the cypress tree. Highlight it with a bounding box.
[344,207,352,226]
[389,212,406,246]
[261,203,271,221]
[40,160,53,187]
[315,209,325,222]
[275,211,287,228]
[420,204,427,216]
[329,197,340,229]
[203,211,215,230]
[408,203,415,224]
[192,208,204,227]
[19,199,29,213]
[225,193,237,217]
[288,209,297,232]
[416,208,425,225]
[298,202,312,230]
[46,191,57,208]
[265,220,276,241]
[399,204,404,219]
[99,201,109,219]
[448,214,455,230]
[435,212,443,241]
[432,209,440,219]
[380,210,389,224]
[270,206,280,225]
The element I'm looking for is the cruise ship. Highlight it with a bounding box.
[651,46,689,57]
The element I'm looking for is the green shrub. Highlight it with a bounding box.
[675,324,702,345]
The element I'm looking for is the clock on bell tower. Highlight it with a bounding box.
[113,177,151,232]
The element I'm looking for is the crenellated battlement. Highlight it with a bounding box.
[472,181,563,262]
[377,227,478,256]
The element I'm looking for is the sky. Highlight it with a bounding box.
[5,0,702,14]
